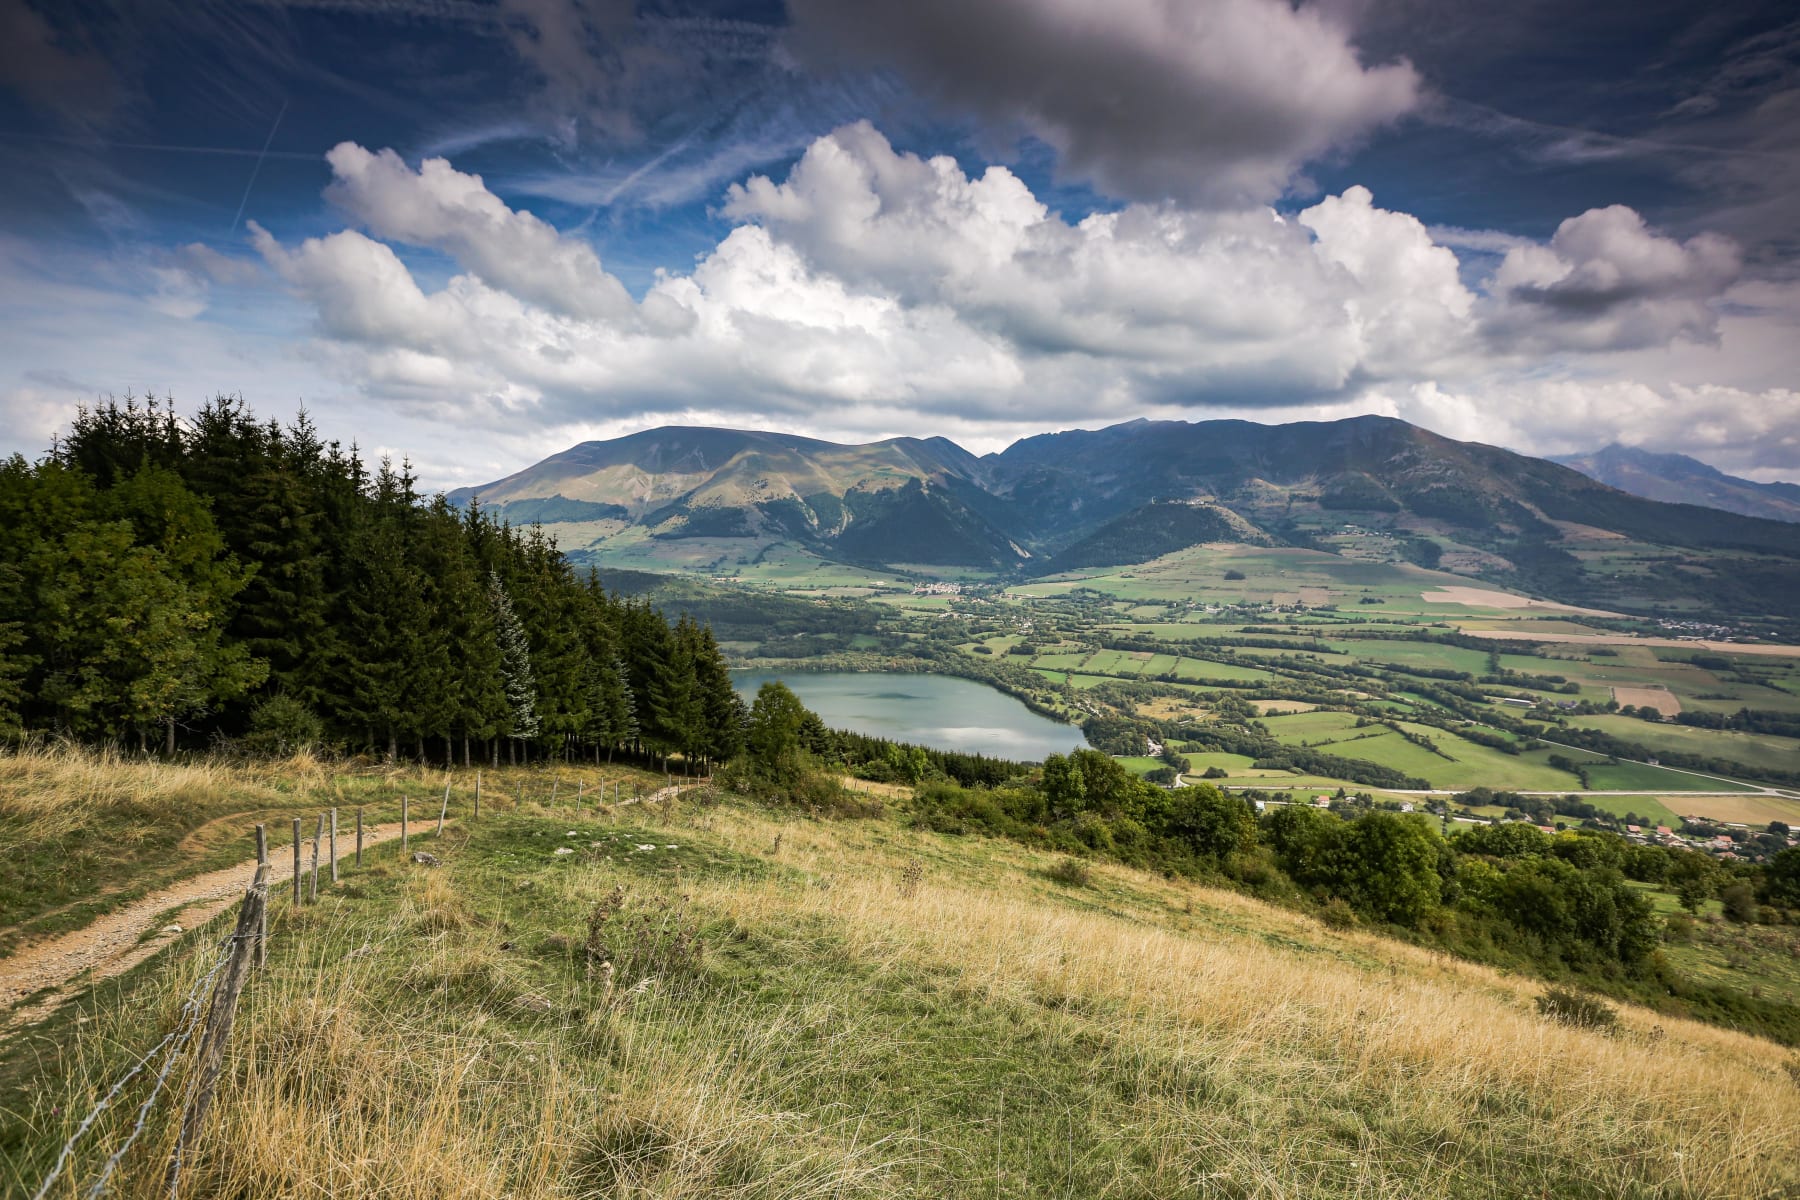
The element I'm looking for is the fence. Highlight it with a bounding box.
[27,768,685,1196]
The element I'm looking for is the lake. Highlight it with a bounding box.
[731,670,1089,761]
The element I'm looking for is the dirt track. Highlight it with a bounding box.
[0,820,415,1031]
[0,783,695,1033]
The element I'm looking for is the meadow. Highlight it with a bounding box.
[4,752,1798,1199]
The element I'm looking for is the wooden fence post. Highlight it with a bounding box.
[310,815,322,903]
[474,770,481,821]
[253,825,267,968]
[402,794,409,854]
[437,777,450,837]
[577,779,583,812]
[550,780,558,808]
[165,864,268,1195]
[356,806,364,867]
[291,817,302,907]
[330,808,339,883]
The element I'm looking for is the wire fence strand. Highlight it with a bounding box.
[30,934,233,1200]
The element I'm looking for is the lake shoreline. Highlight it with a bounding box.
[737,652,1079,726]
[732,666,1090,761]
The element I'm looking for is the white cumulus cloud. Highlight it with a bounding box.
[1486,205,1742,351]
[225,126,1783,476]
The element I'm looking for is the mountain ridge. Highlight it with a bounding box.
[449,417,1800,618]
[1550,443,1800,524]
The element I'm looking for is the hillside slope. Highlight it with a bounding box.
[4,776,1794,1199]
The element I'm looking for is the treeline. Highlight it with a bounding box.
[1673,706,1800,740]
[0,397,746,766]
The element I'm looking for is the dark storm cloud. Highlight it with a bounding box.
[785,0,1420,206]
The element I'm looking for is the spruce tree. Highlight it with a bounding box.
[489,571,539,758]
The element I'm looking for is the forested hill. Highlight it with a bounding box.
[0,398,746,763]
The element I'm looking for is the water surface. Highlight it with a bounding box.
[732,670,1088,761]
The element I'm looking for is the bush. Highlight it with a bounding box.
[1721,882,1758,924]
[243,693,323,757]
[1318,897,1358,929]
[1046,857,1092,887]
[1536,986,1618,1032]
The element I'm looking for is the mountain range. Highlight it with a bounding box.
[450,416,1800,619]
[1550,444,1800,524]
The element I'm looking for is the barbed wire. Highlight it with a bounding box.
[164,922,264,1199]
[29,933,232,1200]
[82,935,236,1200]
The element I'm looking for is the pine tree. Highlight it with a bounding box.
[489,571,539,757]
[694,623,745,772]
[597,653,637,760]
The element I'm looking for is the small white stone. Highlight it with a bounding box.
[635,844,655,852]
[553,847,575,856]
[160,924,183,934]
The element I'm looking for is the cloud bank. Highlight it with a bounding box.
[220,123,1799,477]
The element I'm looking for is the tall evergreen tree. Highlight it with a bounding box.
[488,571,539,761]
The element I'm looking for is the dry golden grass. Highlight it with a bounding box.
[0,741,294,852]
[11,788,1799,1199]
[686,805,1799,1197]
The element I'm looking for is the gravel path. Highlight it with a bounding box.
[0,781,696,1034]
[0,820,416,1031]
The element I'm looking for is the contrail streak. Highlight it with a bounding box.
[0,130,315,160]
[231,98,289,234]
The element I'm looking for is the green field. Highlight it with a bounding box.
[1567,716,1800,775]
[1580,761,1760,793]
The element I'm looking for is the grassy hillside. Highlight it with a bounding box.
[3,758,1797,1198]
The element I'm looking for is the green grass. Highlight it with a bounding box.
[1563,794,1687,829]
[1254,713,1594,792]
[1580,762,1760,793]
[1567,716,1800,776]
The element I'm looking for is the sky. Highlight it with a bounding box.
[2,0,1798,490]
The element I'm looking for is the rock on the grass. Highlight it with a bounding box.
[412,852,441,866]
[161,924,183,934]
[553,847,575,856]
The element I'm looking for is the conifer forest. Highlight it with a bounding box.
[0,397,744,769]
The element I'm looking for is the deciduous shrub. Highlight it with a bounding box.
[1536,986,1618,1031]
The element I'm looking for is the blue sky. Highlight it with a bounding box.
[2,0,1797,487]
